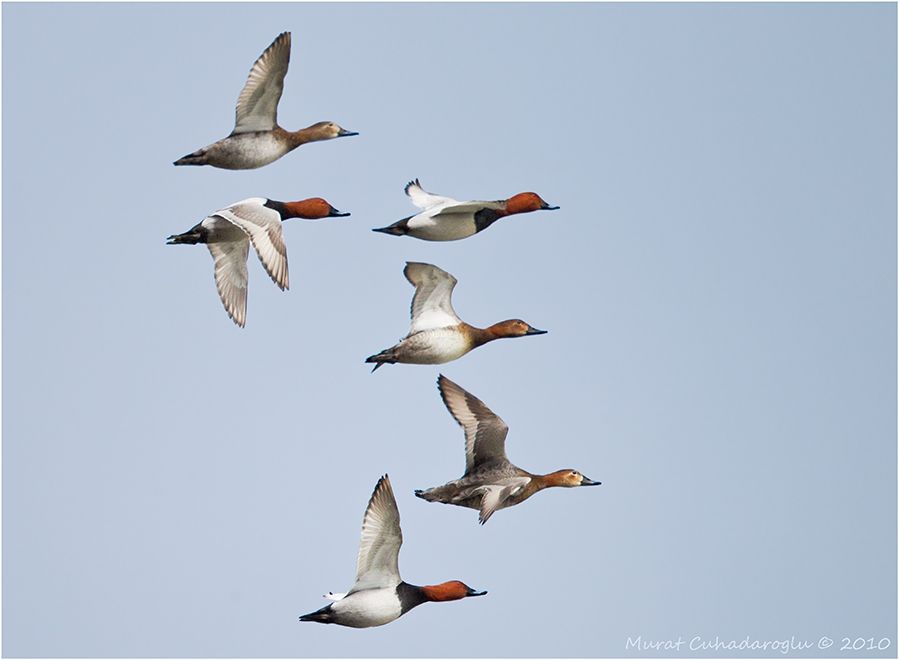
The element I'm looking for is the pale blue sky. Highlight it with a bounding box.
[3,2,896,658]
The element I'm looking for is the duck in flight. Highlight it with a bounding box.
[166,196,348,327]
[365,262,547,371]
[416,375,601,524]
[299,475,486,628]
[174,32,357,169]
[372,179,559,242]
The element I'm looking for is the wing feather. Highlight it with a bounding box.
[404,179,458,210]
[477,478,530,524]
[432,200,504,218]
[215,201,289,290]
[350,475,403,593]
[232,32,291,135]
[437,375,510,475]
[207,240,250,327]
[404,262,461,333]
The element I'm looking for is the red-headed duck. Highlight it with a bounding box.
[166,196,348,327]
[174,32,357,170]
[365,262,546,371]
[372,179,559,241]
[416,375,601,524]
[299,475,486,628]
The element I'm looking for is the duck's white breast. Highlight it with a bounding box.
[401,327,472,363]
[208,132,290,169]
[407,210,478,242]
[330,588,403,628]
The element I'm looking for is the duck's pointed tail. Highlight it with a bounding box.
[414,488,442,503]
[165,223,206,245]
[299,604,334,624]
[371,216,411,236]
[166,229,202,245]
[364,348,397,372]
[173,148,208,167]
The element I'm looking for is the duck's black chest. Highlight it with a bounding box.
[473,208,503,233]
[396,582,428,614]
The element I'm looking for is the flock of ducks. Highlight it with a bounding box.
[168,31,600,629]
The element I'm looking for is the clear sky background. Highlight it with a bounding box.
[3,2,896,658]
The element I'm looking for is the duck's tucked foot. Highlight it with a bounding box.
[173,149,208,166]
[365,350,396,372]
[299,604,334,624]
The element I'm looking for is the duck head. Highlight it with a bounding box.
[546,469,601,488]
[421,580,487,602]
[307,121,358,139]
[487,319,548,339]
[284,197,350,219]
[504,192,559,215]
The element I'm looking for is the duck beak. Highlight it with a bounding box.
[541,202,560,211]
[525,326,548,336]
[466,588,488,597]
[328,206,351,217]
[337,128,359,137]
[580,476,602,486]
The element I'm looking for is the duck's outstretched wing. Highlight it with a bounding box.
[432,200,504,218]
[232,31,291,135]
[404,179,458,210]
[404,262,461,333]
[207,239,250,328]
[215,200,289,291]
[349,475,403,594]
[477,477,530,525]
[437,375,511,475]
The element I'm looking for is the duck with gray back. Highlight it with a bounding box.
[174,32,357,170]
[415,375,601,524]
[373,179,559,241]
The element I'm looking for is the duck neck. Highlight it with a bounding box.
[469,324,502,348]
[495,202,512,219]
[530,473,560,492]
[279,124,328,148]
[472,322,519,346]
[263,199,292,221]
